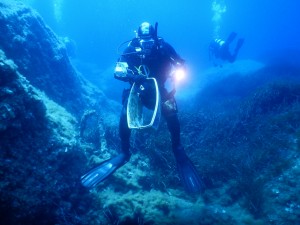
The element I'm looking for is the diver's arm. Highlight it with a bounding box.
[163,41,185,66]
[114,72,130,82]
[114,60,135,83]
[114,60,145,84]
[114,67,138,83]
[114,44,136,82]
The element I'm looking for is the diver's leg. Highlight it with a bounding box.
[234,38,244,56]
[119,88,132,159]
[161,93,181,150]
[163,102,203,193]
[165,112,181,149]
[226,32,237,45]
[80,91,131,188]
[228,53,236,63]
[119,105,131,159]
[229,38,244,63]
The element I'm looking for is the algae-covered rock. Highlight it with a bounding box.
[0,0,83,113]
[0,1,121,223]
[0,46,88,225]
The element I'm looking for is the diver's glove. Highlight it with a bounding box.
[127,73,147,84]
[175,60,186,70]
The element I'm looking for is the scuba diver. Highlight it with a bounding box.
[209,32,244,67]
[81,22,203,193]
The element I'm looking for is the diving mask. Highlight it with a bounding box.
[139,38,156,55]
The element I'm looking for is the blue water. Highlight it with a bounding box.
[20,0,300,71]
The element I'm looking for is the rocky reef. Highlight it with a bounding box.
[1,1,300,225]
[0,1,117,224]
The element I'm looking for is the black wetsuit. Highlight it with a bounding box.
[209,32,244,66]
[115,37,185,160]
[81,36,203,192]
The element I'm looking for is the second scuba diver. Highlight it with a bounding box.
[209,32,244,67]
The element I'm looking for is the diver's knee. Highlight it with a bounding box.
[162,97,178,116]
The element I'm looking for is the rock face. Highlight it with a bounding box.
[0,49,46,134]
[0,48,82,224]
[0,0,94,116]
[0,1,119,224]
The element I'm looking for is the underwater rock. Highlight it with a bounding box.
[0,0,120,124]
[0,1,91,116]
[0,48,81,224]
[0,2,119,224]
[0,49,46,133]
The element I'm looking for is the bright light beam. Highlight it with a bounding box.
[174,68,186,82]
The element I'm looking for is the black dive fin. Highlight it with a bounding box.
[81,154,127,189]
[176,158,204,193]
